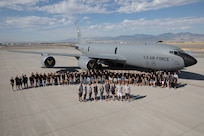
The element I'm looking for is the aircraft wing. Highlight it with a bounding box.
[8,50,81,58]
[8,50,127,64]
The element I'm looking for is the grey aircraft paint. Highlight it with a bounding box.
[77,42,196,70]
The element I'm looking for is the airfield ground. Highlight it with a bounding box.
[0,43,204,136]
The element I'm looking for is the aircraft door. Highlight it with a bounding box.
[114,47,118,54]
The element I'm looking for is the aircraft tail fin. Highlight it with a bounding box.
[74,22,84,45]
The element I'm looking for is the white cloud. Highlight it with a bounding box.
[2,15,204,35]
[0,0,199,14]
[37,0,108,15]
[0,0,46,10]
[86,17,204,36]
[4,16,71,29]
[36,0,199,14]
[89,24,103,29]
[81,16,90,20]
[116,0,198,13]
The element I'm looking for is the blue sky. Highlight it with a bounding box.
[0,0,204,42]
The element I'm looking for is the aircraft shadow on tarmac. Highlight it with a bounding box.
[88,95,146,102]
[130,95,147,102]
[105,65,151,72]
[52,65,153,73]
[176,83,187,88]
[52,66,80,73]
[179,71,204,81]
[52,65,149,72]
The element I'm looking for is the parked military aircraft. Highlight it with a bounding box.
[9,25,197,71]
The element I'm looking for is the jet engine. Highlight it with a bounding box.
[78,56,99,70]
[40,54,56,68]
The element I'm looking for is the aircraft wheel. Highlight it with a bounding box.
[97,64,102,69]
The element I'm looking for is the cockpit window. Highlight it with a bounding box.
[169,50,180,55]
[170,49,185,56]
[174,51,178,55]
[169,51,174,54]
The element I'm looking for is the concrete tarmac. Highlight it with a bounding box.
[0,46,204,136]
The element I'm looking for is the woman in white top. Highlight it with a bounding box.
[116,82,123,101]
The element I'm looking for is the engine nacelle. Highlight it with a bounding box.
[40,54,56,68]
[78,56,98,70]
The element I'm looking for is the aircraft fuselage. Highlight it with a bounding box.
[78,42,197,71]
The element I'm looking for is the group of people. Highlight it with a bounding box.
[78,81,131,102]
[10,74,29,91]
[10,69,179,92]
[10,72,70,91]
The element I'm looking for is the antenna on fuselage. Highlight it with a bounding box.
[157,40,163,43]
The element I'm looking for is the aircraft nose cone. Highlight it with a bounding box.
[182,53,197,67]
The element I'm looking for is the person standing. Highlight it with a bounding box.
[10,77,14,91]
[88,83,93,101]
[15,75,20,90]
[78,82,83,102]
[173,72,178,89]
[23,74,28,89]
[43,73,47,87]
[116,82,123,101]
[29,74,34,88]
[99,83,104,101]
[93,83,98,101]
[124,82,131,102]
[19,76,23,89]
[105,80,110,101]
[83,84,87,102]
[62,73,65,85]
[35,72,39,87]
[110,82,116,101]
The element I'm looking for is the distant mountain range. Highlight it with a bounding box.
[64,32,204,43]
